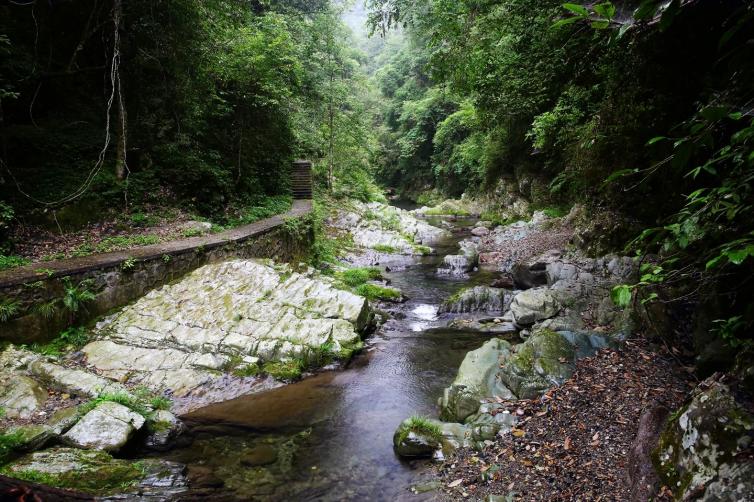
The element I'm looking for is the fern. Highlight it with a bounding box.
[0,299,20,322]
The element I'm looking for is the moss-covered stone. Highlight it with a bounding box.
[1,447,147,495]
[651,376,754,500]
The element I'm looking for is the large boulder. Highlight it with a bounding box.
[509,288,560,325]
[653,375,754,500]
[497,329,575,399]
[0,374,47,419]
[512,249,563,290]
[330,202,450,254]
[63,401,145,451]
[85,260,371,395]
[439,286,512,314]
[439,339,515,422]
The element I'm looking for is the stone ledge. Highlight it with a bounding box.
[0,200,312,288]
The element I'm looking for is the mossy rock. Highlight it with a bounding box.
[1,447,148,495]
[652,377,754,499]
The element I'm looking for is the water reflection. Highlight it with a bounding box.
[150,215,501,501]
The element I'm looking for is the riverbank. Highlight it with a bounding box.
[435,338,693,500]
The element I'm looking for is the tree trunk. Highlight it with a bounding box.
[113,0,127,181]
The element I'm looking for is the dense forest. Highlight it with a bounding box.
[368,0,754,361]
[0,0,382,236]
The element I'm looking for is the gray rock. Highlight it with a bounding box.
[85,259,371,396]
[0,374,47,419]
[30,360,129,398]
[63,401,145,451]
[498,329,576,399]
[393,419,442,458]
[509,288,560,325]
[5,424,57,451]
[2,447,161,494]
[445,318,518,338]
[144,410,184,450]
[439,339,515,422]
[653,375,754,500]
[437,253,478,276]
[512,250,563,290]
[471,227,490,237]
[180,220,212,235]
[439,286,512,314]
[47,406,83,435]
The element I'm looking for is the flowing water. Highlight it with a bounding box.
[146,216,499,501]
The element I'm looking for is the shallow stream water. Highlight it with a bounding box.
[146,215,498,501]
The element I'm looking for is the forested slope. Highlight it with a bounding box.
[367,0,754,360]
[0,0,381,251]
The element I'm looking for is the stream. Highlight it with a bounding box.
[142,214,499,501]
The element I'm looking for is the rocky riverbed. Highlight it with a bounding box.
[2,199,752,500]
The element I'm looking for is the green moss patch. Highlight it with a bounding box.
[355,284,401,301]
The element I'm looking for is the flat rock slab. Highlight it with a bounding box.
[85,259,369,395]
[63,401,145,452]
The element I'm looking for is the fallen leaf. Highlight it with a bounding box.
[564,437,572,450]
[448,479,463,488]
[512,429,526,438]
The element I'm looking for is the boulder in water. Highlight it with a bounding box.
[439,286,512,314]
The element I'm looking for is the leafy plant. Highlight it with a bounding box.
[0,298,20,322]
[61,278,96,321]
[337,267,382,287]
[121,258,137,272]
[396,416,442,445]
[0,255,30,271]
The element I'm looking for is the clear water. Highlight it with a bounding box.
[148,216,498,501]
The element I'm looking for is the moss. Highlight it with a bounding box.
[263,360,304,381]
[338,340,365,360]
[2,457,146,495]
[372,244,399,254]
[0,431,25,464]
[424,206,470,216]
[397,416,443,444]
[355,284,401,301]
[337,267,382,287]
[232,363,262,378]
[413,244,432,255]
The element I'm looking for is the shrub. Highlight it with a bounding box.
[0,255,30,271]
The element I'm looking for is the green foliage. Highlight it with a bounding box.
[61,278,96,317]
[0,431,26,464]
[149,396,173,411]
[0,255,30,271]
[396,416,442,444]
[371,244,399,254]
[0,298,20,322]
[337,267,382,287]
[355,283,401,301]
[25,327,90,357]
[121,258,137,272]
[263,360,304,381]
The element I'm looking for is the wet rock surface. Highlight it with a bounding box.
[62,402,145,452]
[86,259,370,397]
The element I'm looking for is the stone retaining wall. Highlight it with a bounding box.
[0,200,313,343]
